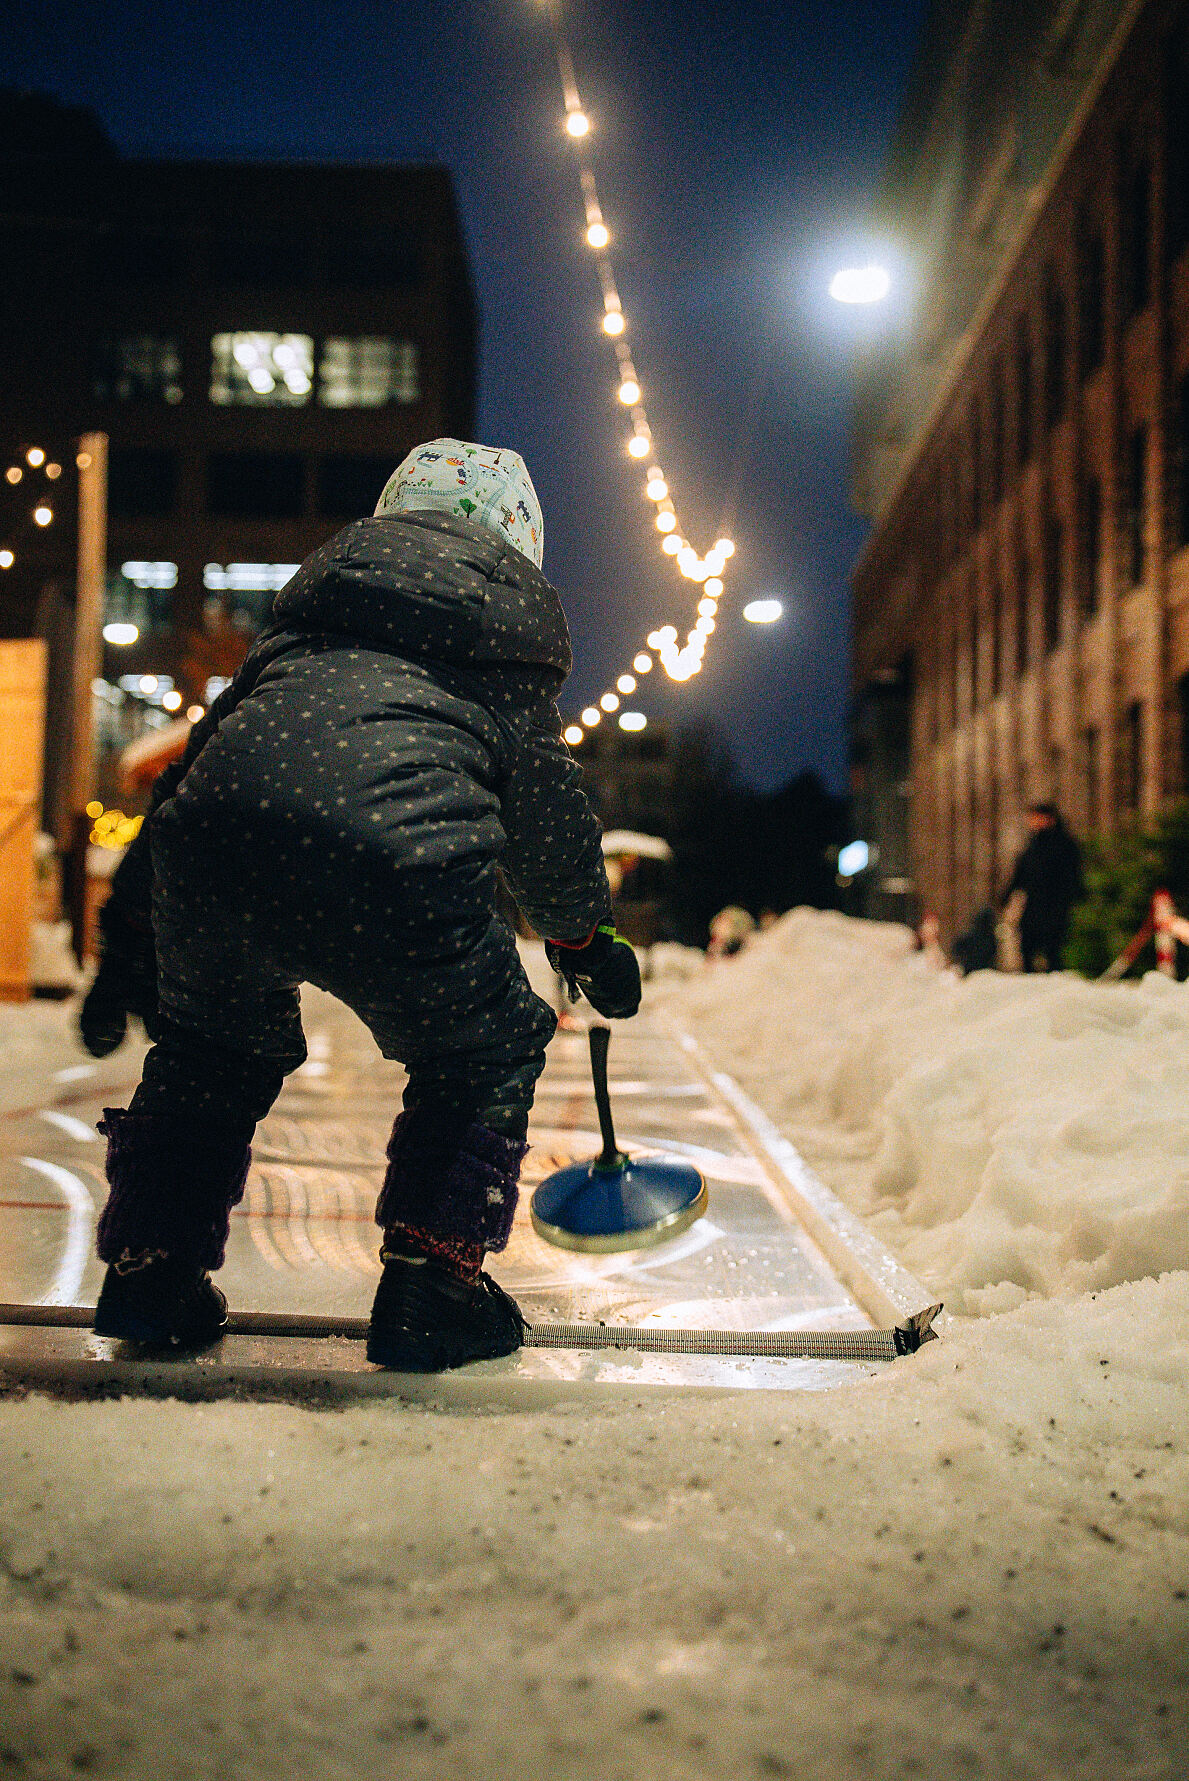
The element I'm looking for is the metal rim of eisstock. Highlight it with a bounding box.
[529,1170,708,1254]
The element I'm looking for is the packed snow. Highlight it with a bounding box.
[663,909,1189,1315]
[1,910,1187,1775]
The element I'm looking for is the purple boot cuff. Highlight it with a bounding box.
[375,1113,529,1253]
[95,1107,252,1271]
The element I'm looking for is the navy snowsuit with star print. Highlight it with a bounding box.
[94,511,612,1270]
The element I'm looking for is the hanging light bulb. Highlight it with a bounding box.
[704,577,724,598]
[564,724,585,746]
[656,512,677,533]
[661,534,682,556]
[582,706,601,725]
[566,110,590,137]
[586,221,610,249]
[633,653,652,673]
[618,378,640,406]
[698,596,718,617]
[33,505,52,526]
[645,475,668,501]
[26,448,45,468]
[600,691,620,712]
[658,625,678,645]
[616,673,636,694]
[627,434,650,459]
[0,550,13,569]
[714,538,736,559]
[603,309,625,337]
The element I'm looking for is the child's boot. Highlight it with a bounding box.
[368,1116,528,1370]
[92,1108,251,1348]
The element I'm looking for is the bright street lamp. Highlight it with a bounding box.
[828,264,891,305]
[743,598,783,624]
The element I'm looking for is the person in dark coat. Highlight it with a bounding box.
[79,440,640,1368]
[1000,801,1085,973]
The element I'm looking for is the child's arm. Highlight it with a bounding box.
[498,700,612,944]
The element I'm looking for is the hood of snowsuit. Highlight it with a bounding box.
[271,510,572,688]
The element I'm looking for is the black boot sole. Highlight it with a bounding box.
[365,1324,523,1372]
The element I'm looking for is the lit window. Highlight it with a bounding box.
[203,563,300,593]
[93,335,183,404]
[119,561,178,590]
[318,337,419,408]
[210,333,314,405]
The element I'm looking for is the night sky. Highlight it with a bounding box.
[4,0,925,790]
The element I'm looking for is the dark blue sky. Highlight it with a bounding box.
[4,0,924,789]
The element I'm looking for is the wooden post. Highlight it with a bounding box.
[65,432,107,963]
[0,640,48,1001]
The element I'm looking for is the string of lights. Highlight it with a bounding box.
[540,8,736,748]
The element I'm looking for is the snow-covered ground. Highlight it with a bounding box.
[1,915,1186,1776]
[663,909,1189,1315]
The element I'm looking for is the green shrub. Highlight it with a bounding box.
[1064,799,1189,977]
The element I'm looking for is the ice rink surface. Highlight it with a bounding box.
[0,990,926,1397]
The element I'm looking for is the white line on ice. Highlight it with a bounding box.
[20,1158,95,1305]
[39,1110,99,1143]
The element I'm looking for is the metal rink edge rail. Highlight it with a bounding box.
[0,1302,943,1362]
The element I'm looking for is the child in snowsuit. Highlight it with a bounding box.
[80,440,641,1369]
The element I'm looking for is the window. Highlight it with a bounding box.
[93,335,182,405]
[120,561,177,591]
[1016,536,1031,676]
[208,235,308,286]
[1124,701,1144,810]
[1080,472,1102,617]
[1122,158,1151,318]
[1079,227,1105,376]
[969,410,983,535]
[1125,422,1148,586]
[970,600,980,713]
[1085,725,1100,829]
[202,563,300,593]
[206,452,305,518]
[92,229,180,283]
[1015,316,1033,467]
[334,229,421,289]
[210,333,314,405]
[108,448,178,517]
[1176,373,1189,550]
[1043,511,1064,653]
[990,363,1005,506]
[318,338,419,408]
[1043,270,1066,429]
[317,455,395,516]
[1166,30,1189,263]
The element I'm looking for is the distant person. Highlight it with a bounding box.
[78,439,641,1369]
[707,905,755,958]
[1001,802,1084,973]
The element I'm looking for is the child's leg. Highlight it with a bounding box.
[95,1015,305,1274]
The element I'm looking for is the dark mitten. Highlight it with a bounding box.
[79,905,159,1057]
[544,922,642,1019]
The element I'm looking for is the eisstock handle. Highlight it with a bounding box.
[588,1024,624,1170]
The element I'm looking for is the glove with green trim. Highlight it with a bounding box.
[544,923,642,1019]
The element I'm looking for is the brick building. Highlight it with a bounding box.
[851,0,1189,934]
[0,95,476,828]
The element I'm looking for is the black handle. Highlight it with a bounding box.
[589,1025,623,1169]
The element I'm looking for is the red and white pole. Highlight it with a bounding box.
[1152,889,1177,978]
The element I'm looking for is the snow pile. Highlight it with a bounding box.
[663,909,1189,1313]
[1,1274,1186,1778]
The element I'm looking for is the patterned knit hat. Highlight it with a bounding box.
[374,438,544,570]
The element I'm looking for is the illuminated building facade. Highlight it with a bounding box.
[851,0,1189,934]
[0,98,476,815]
